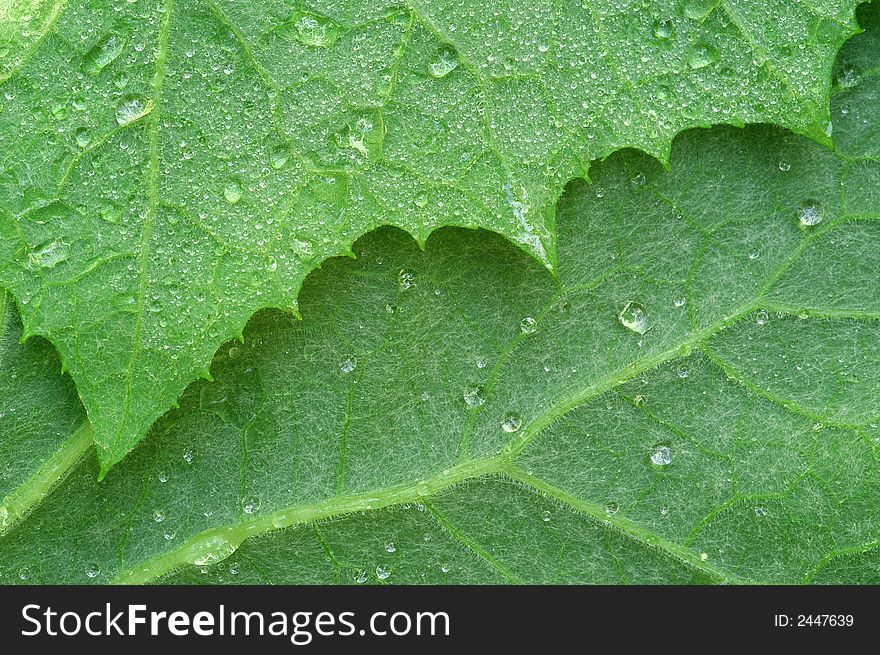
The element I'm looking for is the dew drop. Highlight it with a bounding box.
[340,358,356,374]
[74,126,91,148]
[269,146,289,170]
[755,309,769,326]
[463,384,486,407]
[28,239,70,270]
[158,471,168,483]
[85,563,101,579]
[440,564,450,573]
[677,368,689,379]
[605,502,619,516]
[241,495,262,515]
[674,297,686,308]
[190,535,239,566]
[413,191,429,208]
[355,570,368,584]
[684,0,718,20]
[778,160,791,172]
[224,180,242,204]
[501,412,522,433]
[153,510,166,523]
[618,301,652,335]
[18,566,31,581]
[429,45,459,78]
[687,44,717,70]
[838,68,860,89]
[542,510,551,522]
[748,250,759,260]
[650,445,673,466]
[164,530,176,541]
[798,204,822,227]
[115,94,151,126]
[183,448,194,464]
[293,13,340,47]
[652,19,674,40]
[376,564,391,580]
[520,316,537,334]
[700,552,708,562]
[398,269,415,291]
[754,507,767,517]
[385,542,396,554]
[83,31,127,75]
[99,202,122,224]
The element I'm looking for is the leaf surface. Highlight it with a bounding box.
[1,4,879,583]
[0,0,867,471]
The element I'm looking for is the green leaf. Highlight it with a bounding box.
[0,0,867,472]
[1,5,879,583]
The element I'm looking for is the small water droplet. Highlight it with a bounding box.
[190,535,238,566]
[618,301,652,335]
[158,471,168,483]
[413,191,429,208]
[501,412,522,433]
[463,384,486,407]
[429,45,459,78]
[440,564,450,573]
[241,495,261,514]
[542,510,551,522]
[376,564,391,580]
[183,448,194,464]
[99,202,122,224]
[798,204,822,227]
[677,368,689,379]
[340,358,356,374]
[650,445,673,466]
[83,31,127,75]
[520,316,537,334]
[18,566,31,581]
[684,0,718,20]
[748,250,759,260]
[224,180,242,204]
[838,68,859,89]
[778,160,791,172]
[674,297,686,308]
[755,309,769,326]
[605,502,619,516]
[269,146,289,170]
[385,542,396,554]
[153,510,166,523]
[355,569,368,584]
[85,563,101,578]
[398,269,415,291]
[115,94,151,125]
[754,507,767,517]
[700,552,708,562]
[293,13,340,48]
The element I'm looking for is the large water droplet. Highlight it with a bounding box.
[385,542,396,554]
[376,564,391,580]
[684,0,718,20]
[115,94,152,125]
[293,13,340,48]
[429,46,459,78]
[153,510,166,523]
[542,510,551,522]
[83,31,127,75]
[241,495,261,514]
[224,180,242,204]
[74,126,91,148]
[269,146,289,170]
[618,301,652,335]
[652,19,674,40]
[463,384,486,407]
[85,563,101,579]
[755,309,769,326]
[688,44,718,70]
[398,269,415,291]
[340,358,356,374]
[520,316,537,335]
[501,412,522,433]
[798,204,822,227]
[355,569,368,584]
[28,239,70,269]
[190,535,239,566]
[650,445,673,466]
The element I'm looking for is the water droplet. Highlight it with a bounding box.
[158,471,168,483]
[164,530,176,540]
[754,507,767,517]
[520,316,537,335]
[115,94,151,125]
[687,44,717,70]
[413,191,429,208]
[28,239,70,270]
[748,250,759,260]
[0,506,8,528]
[650,445,673,466]
[429,45,459,78]
[340,358,356,374]
[183,448,194,464]
[385,542,396,554]
[700,552,708,562]
[778,160,791,172]
[605,502,619,516]
[376,564,391,580]
[798,204,822,227]
[674,297,686,308]
[684,0,718,20]
[224,180,242,204]
[269,146,289,170]
[18,567,31,581]
[190,535,239,566]
[293,13,340,48]
[475,357,488,369]
[463,384,486,407]
[74,126,91,148]
[398,269,415,291]
[153,510,166,523]
[241,495,261,514]
[99,202,122,224]
[755,309,769,326]
[618,301,652,335]
[355,569,368,584]
[440,564,450,573]
[652,19,674,40]
[85,563,101,579]
[501,412,522,433]
[542,510,551,522]
[677,368,689,379]
[838,68,860,89]
[83,31,127,75]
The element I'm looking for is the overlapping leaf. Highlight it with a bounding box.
[1,3,878,584]
[0,0,867,472]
